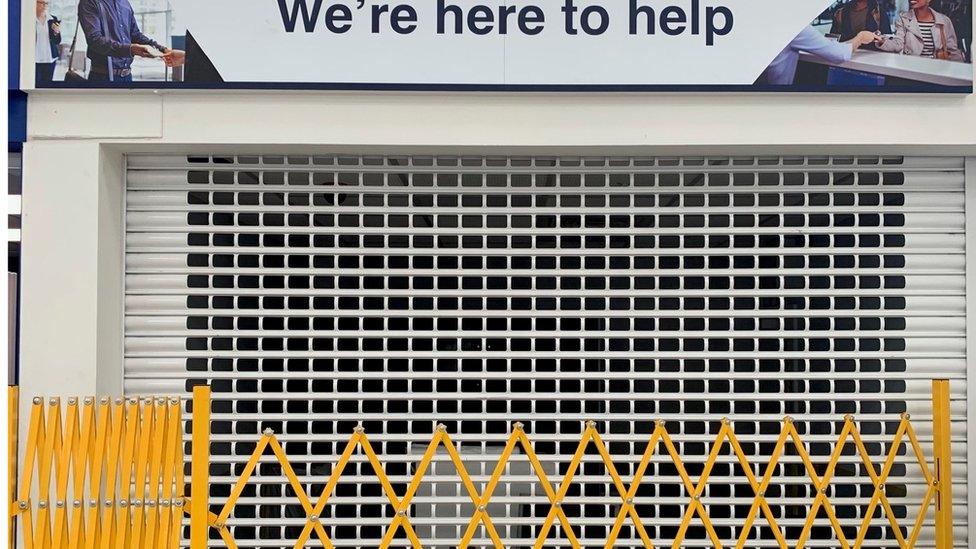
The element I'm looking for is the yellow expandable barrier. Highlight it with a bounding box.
[9,395,184,549]
[10,380,955,548]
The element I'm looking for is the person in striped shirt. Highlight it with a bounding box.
[877,0,965,61]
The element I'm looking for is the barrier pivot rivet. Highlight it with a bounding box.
[133,500,143,508]
[820,488,827,495]
[104,500,113,507]
[38,501,48,509]
[128,398,138,405]
[175,499,184,508]
[67,397,77,405]
[119,500,128,508]
[398,510,407,517]
[845,414,854,422]
[89,500,97,508]
[879,484,885,492]
[170,397,180,404]
[354,425,365,434]
[161,500,171,508]
[99,397,109,404]
[83,397,94,405]
[309,515,319,522]
[554,501,562,508]
[147,500,156,508]
[215,522,224,529]
[32,397,42,405]
[115,398,124,405]
[513,421,525,431]
[73,500,81,508]
[156,397,166,404]
[693,495,701,501]
[49,398,59,406]
[626,498,634,506]
[901,412,911,420]
[784,416,794,423]
[655,419,666,427]
[758,490,765,497]
[18,501,27,510]
[55,500,65,509]
[263,427,275,436]
[437,423,447,432]
[478,505,486,512]
[584,420,596,428]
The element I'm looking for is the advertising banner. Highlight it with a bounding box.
[31,0,973,91]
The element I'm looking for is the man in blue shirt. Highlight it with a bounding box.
[758,26,881,85]
[78,0,182,82]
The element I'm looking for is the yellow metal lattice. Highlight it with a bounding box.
[9,393,184,549]
[8,381,954,548]
[188,381,955,549]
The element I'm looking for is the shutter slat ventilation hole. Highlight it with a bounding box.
[124,154,967,548]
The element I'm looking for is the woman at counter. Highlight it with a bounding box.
[877,0,964,61]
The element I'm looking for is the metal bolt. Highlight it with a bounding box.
[783,416,794,424]
[147,500,156,508]
[115,398,124,406]
[156,397,167,405]
[354,425,365,434]
[89,500,97,508]
[625,498,634,506]
[397,510,407,517]
[127,398,138,405]
[170,397,180,404]
[38,501,48,509]
[554,501,562,508]
[721,417,730,426]
[758,490,765,498]
[161,500,171,508]
[67,397,77,405]
[104,500,113,507]
[820,488,827,495]
[132,500,143,508]
[901,412,911,420]
[584,420,596,428]
[175,499,184,508]
[18,501,27,510]
[49,398,59,406]
[214,522,224,529]
[309,515,319,522]
[55,500,65,509]
[72,500,81,509]
[263,427,275,436]
[119,500,128,508]
[878,484,886,492]
[513,422,524,431]
[99,397,109,405]
[478,505,486,513]
[84,397,95,405]
[693,495,701,501]
[844,414,854,422]
[437,423,447,432]
[32,397,42,405]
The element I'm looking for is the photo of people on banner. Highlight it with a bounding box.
[33,0,972,90]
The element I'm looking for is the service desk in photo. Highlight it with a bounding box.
[797,49,973,88]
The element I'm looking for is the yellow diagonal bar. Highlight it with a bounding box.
[792,419,851,549]
[215,434,271,526]
[458,428,521,549]
[670,422,728,549]
[292,431,362,549]
[604,424,663,549]
[536,426,594,549]
[84,400,111,549]
[114,399,141,549]
[852,417,909,547]
[439,431,505,548]
[589,425,655,548]
[375,429,444,549]
[100,399,126,549]
[513,428,581,549]
[729,421,789,549]
[52,398,78,549]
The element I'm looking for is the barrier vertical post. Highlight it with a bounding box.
[932,379,954,549]
[190,385,212,549]
[8,386,18,549]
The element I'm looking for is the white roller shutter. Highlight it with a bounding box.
[124,154,968,548]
